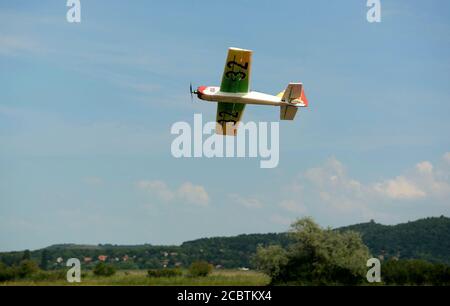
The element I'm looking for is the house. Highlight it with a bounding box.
[83,257,92,263]
[98,255,108,262]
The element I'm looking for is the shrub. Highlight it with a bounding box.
[255,217,370,285]
[189,261,213,277]
[93,262,116,277]
[382,259,450,285]
[0,260,41,282]
[254,245,288,280]
[16,260,40,278]
[147,268,183,278]
[0,263,15,282]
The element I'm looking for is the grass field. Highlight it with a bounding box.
[0,269,271,286]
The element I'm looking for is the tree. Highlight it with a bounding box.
[189,261,213,277]
[16,260,39,278]
[93,262,116,277]
[40,250,50,270]
[0,263,15,281]
[255,217,371,285]
[382,259,450,285]
[22,250,31,261]
[254,245,288,280]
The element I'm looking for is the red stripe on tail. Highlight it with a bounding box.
[301,89,308,107]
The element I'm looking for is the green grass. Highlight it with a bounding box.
[0,269,270,286]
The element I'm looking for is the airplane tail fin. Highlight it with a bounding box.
[278,82,308,120]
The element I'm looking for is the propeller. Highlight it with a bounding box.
[190,82,197,102]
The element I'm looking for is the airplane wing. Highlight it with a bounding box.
[216,102,245,136]
[220,47,252,93]
[216,48,252,136]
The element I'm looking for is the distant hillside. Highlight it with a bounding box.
[1,216,449,269]
[339,216,450,264]
[180,233,292,268]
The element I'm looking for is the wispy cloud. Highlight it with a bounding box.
[271,153,450,225]
[270,214,292,226]
[279,200,307,214]
[0,35,47,57]
[373,155,450,200]
[137,180,210,207]
[229,194,263,209]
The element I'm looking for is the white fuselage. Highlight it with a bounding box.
[196,86,306,107]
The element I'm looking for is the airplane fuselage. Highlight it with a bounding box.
[196,86,306,107]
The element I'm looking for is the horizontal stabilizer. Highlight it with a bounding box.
[280,105,298,120]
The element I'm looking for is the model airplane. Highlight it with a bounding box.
[191,47,309,136]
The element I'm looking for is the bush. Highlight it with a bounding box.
[0,260,41,282]
[16,260,40,278]
[253,245,288,280]
[255,217,370,285]
[382,259,450,285]
[0,263,15,282]
[189,261,213,277]
[147,268,183,278]
[93,262,116,277]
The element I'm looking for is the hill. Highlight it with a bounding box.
[339,216,450,264]
[1,216,449,269]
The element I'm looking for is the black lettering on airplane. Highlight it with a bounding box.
[227,61,248,70]
[226,60,248,80]
[225,71,246,80]
[219,111,239,119]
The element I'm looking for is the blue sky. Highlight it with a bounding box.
[1,0,450,251]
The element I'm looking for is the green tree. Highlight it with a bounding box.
[0,263,15,281]
[254,245,288,280]
[22,250,31,261]
[16,260,40,278]
[382,259,450,285]
[93,262,116,277]
[189,261,213,277]
[40,250,50,270]
[255,217,370,285]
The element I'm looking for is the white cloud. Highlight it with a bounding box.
[279,200,307,214]
[304,157,362,194]
[229,194,263,209]
[0,35,46,57]
[274,154,450,225]
[177,182,210,207]
[373,176,426,199]
[416,161,433,174]
[270,214,292,226]
[372,158,450,200]
[137,180,175,202]
[137,180,209,206]
[443,152,450,165]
